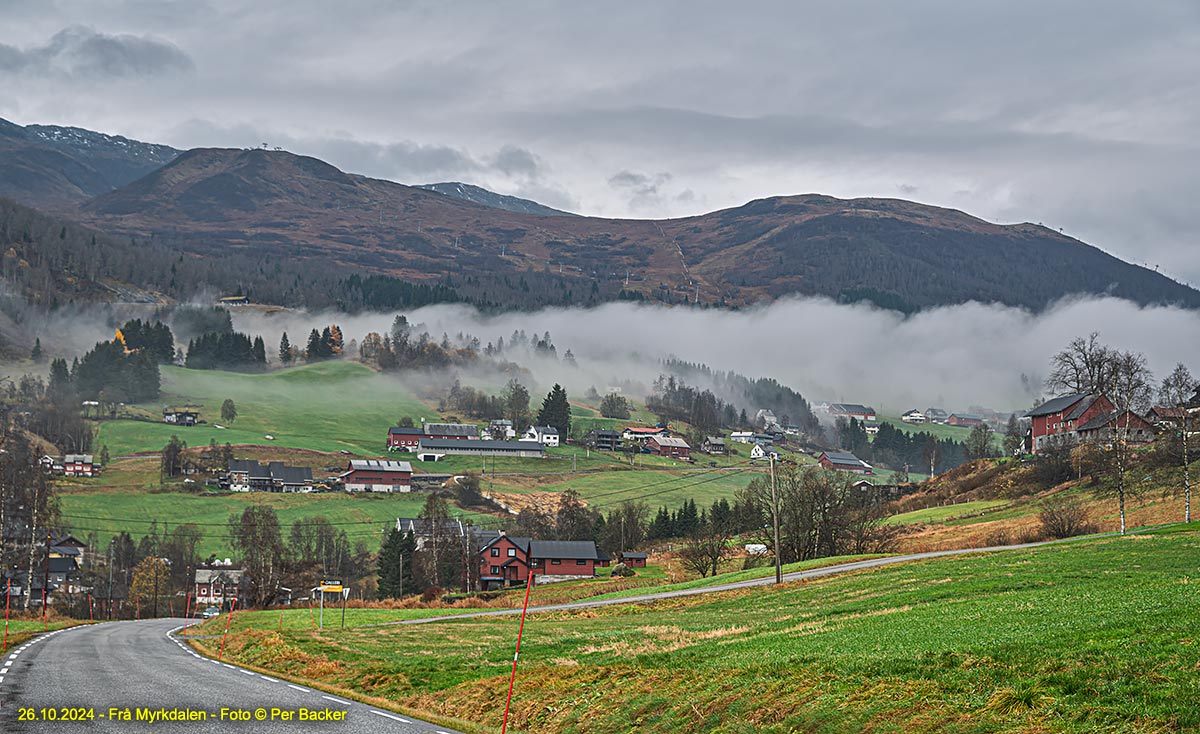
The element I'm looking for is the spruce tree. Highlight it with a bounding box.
[377,528,416,599]
[279,332,293,364]
[536,383,571,436]
[252,336,266,364]
[30,338,43,363]
[305,329,323,361]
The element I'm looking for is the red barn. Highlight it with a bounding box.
[339,459,413,492]
[646,435,691,459]
[478,535,602,590]
[1076,410,1156,446]
[818,450,873,474]
[387,426,423,451]
[947,414,983,428]
[1025,394,1114,454]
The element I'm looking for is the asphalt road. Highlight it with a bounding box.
[388,539,1060,626]
[0,618,460,734]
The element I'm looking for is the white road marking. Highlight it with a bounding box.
[287,684,308,692]
[260,675,278,682]
[321,695,351,705]
[240,670,256,676]
[370,710,409,723]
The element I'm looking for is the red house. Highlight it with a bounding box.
[478,535,602,590]
[818,450,873,474]
[387,426,423,451]
[1076,410,1156,446]
[646,436,691,459]
[947,414,984,428]
[1025,394,1114,454]
[617,551,647,568]
[339,459,413,492]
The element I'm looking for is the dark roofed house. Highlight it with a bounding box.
[616,551,648,568]
[422,422,479,440]
[585,429,622,452]
[1147,406,1189,425]
[829,403,877,421]
[225,459,314,492]
[646,435,691,459]
[818,450,873,474]
[702,436,727,455]
[1076,410,1156,446]
[1024,394,1114,453]
[478,534,602,590]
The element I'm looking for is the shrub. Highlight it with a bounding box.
[610,563,636,577]
[1038,497,1097,539]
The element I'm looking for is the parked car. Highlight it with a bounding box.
[202,606,220,619]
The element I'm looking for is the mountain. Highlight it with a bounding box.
[418,182,576,216]
[0,118,179,209]
[75,146,1200,311]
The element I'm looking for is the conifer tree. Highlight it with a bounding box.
[536,383,571,436]
[279,332,293,364]
[30,338,43,363]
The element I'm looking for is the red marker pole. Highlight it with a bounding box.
[500,571,536,734]
[184,593,192,621]
[278,607,284,632]
[3,579,11,651]
[169,598,175,617]
[308,599,316,629]
[88,594,94,621]
[41,590,47,631]
[136,598,140,620]
[217,598,238,661]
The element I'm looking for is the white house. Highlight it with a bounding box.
[750,444,778,461]
[523,425,561,447]
[730,431,755,444]
[901,409,927,424]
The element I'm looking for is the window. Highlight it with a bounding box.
[551,559,561,565]
[490,548,500,557]
[491,566,500,575]
[577,559,587,566]
[507,548,516,557]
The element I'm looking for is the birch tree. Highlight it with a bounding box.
[1159,363,1196,523]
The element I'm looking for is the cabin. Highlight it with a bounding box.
[616,551,648,568]
[479,535,603,589]
[901,409,927,424]
[1075,410,1157,447]
[421,422,479,440]
[585,429,622,452]
[416,438,545,461]
[163,408,199,426]
[225,459,314,492]
[386,426,423,451]
[646,435,691,459]
[523,425,561,447]
[828,403,877,421]
[947,414,983,428]
[1024,394,1114,454]
[817,450,873,474]
[194,566,244,608]
[702,436,727,455]
[63,454,98,477]
[339,459,413,492]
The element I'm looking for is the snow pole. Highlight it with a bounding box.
[501,571,536,734]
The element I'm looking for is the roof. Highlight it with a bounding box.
[1150,406,1188,420]
[229,459,314,483]
[529,425,559,435]
[902,409,925,415]
[1076,410,1151,433]
[529,539,601,560]
[588,429,621,437]
[704,436,726,444]
[625,426,666,434]
[418,438,544,451]
[1025,393,1089,418]
[1063,395,1102,421]
[949,414,982,421]
[48,557,77,574]
[349,459,413,473]
[64,454,93,463]
[194,568,244,584]
[651,436,690,448]
[620,551,648,559]
[423,423,478,437]
[388,426,424,435]
[830,403,874,414]
[820,450,872,468]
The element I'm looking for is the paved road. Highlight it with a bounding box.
[388,540,1058,626]
[0,618,459,734]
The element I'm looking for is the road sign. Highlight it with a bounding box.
[319,579,343,594]
[342,588,350,600]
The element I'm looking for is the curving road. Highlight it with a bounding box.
[0,618,459,734]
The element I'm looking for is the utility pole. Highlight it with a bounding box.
[769,455,782,585]
[152,565,158,618]
[107,539,114,620]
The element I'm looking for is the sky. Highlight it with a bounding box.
[2,1,1199,284]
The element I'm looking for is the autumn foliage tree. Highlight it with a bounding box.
[130,557,171,616]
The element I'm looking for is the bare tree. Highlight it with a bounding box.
[1045,332,1117,396]
[1038,497,1096,539]
[1159,363,1196,523]
[1103,350,1154,534]
[678,521,734,578]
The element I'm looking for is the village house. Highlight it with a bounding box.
[193,565,244,609]
[386,426,424,451]
[225,459,314,492]
[616,551,648,568]
[478,534,603,589]
[523,425,561,447]
[901,409,927,424]
[947,413,984,428]
[339,459,413,492]
[818,450,874,474]
[646,435,691,459]
[702,436,727,455]
[416,438,546,461]
[622,425,669,443]
[1147,406,1189,426]
[925,407,949,423]
[585,429,622,452]
[63,454,98,477]
[828,403,877,421]
[752,433,776,445]
[39,454,63,474]
[1075,410,1157,447]
[1025,394,1115,453]
[422,422,479,440]
[864,422,881,435]
[729,431,755,444]
[750,443,779,461]
[484,419,517,440]
[163,408,199,426]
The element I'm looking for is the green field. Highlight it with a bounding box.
[885,499,1009,525]
[197,528,1200,733]
[97,362,434,456]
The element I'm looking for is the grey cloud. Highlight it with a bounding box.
[608,170,674,210]
[0,26,193,78]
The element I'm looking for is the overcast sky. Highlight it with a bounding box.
[2,1,1199,284]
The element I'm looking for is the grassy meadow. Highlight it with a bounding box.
[192,527,1200,734]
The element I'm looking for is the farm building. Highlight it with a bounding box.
[1075,410,1157,447]
[947,414,984,427]
[416,438,545,461]
[585,429,622,452]
[646,435,691,459]
[864,422,881,435]
[479,534,603,589]
[422,422,479,440]
[1024,394,1114,454]
[339,459,413,492]
[225,459,314,492]
[386,426,423,451]
[1147,406,1189,425]
[63,454,98,477]
[829,403,877,421]
[617,551,648,568]
[817,450,873,474]
[702,436,727,454]
[523,425,561,447]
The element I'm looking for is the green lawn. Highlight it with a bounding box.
[97,362,434,456]
[885,499,1010,525]
[200,528,1200,734]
